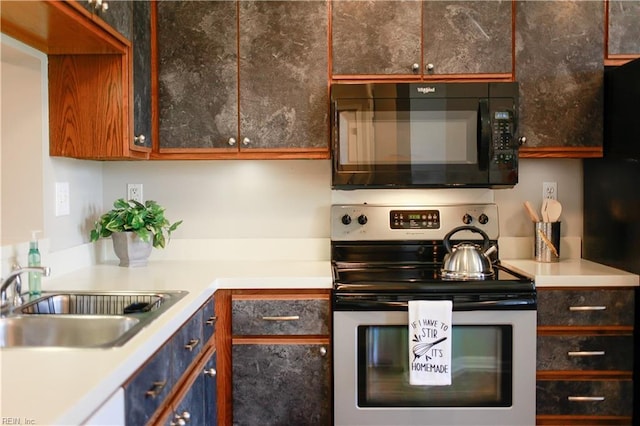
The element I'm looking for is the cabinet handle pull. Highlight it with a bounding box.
[569,305,606,311]
[206,316,217,326]
[568,396,605,402]
[204,367,217,377]
[262,315,300,321]
[242,137,251,146]
[171,411,191,426]
[184,338,200,352]
[145,380,167,399]
[568,350,605,357]
[228,137,237,146]
[319,346,327,357]
[134,134,146,145]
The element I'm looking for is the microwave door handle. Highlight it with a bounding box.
[477,99,491,171]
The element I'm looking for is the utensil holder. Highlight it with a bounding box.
[534,222,561,262]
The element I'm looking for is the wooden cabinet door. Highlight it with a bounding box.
[238,1,328,152]
[131,0,152,151]
[232,344,330,425]
[157,0,238,151]
[607,0,640,57]
[81,0,133,40]
[423,0,512,76]
[203,351,218,425]
[331,0,422,76]
[515,0,603,153]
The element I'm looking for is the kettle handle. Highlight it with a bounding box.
[443,226,491,253]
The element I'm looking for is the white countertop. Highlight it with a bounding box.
[502,258,639,287]
[0,259,331,425]
[1,255,637,424]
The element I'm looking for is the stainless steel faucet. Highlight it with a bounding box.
[0,265,51,310]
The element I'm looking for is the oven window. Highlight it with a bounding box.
[357,325,513,407]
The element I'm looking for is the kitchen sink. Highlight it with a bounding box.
[0,315,140,348]
[19,291,185,315]
[0,290,188,348]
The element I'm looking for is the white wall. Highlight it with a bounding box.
[101,160,332,239]
[1,35,103,276]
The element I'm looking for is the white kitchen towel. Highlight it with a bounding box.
[408,300,453,386]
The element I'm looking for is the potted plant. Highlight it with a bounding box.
[90,198,183,267]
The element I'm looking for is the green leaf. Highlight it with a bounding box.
[89,199,182,249]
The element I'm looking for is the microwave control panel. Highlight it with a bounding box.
[390,210,440,229]
[492,110,517,166]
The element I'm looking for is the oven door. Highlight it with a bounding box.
[333,309,536,426]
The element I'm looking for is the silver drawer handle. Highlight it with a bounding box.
[262,315,300,321]
[145,380,167,399]
[204,368,217,377]
[568,396,605,402]
[184,338,200,352]
[569,306,607,311]
[206,316,217,326]
[568,351,605,357]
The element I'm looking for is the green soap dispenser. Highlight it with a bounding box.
[28,230,42,297]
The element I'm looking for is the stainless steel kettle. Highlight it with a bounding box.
[441,226,497,280]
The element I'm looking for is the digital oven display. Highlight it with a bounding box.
[390,210,440,229]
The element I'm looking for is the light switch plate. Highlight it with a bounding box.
[55,182,70,216]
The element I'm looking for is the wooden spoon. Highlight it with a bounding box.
[524,201,540,222]
[546,199,562,222]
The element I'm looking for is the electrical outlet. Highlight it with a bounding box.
[543,181,557,200]
[55,182,70,216]
[127,184,143,202]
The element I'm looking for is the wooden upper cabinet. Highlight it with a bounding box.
[515,0,604,158]
[607,0,640,62]
[81,0,134,41]
[423,1,512,77]
[1,0,150,159]
[331,0,513,79]
[331,0,422,77]
[155,1,329,159]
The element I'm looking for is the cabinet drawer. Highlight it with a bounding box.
[232,298,330,336]
[537,289,634,326]
[536,380,633,417]
[202,297,216,344]
[124,340,173,425]
[537,335,634,371]
[172,308,204,381]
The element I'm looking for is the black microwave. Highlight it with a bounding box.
[331,82,522,189]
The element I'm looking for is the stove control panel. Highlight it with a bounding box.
[390,210,440,229]
[331,204,499,241]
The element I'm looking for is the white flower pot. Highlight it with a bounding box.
[111,232,153,267]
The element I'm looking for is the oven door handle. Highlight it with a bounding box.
[334,297,536,310]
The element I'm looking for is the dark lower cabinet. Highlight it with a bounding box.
[536,287,635,425]
[204,351,218,425]
[125,340,174,425]
[124,296,216,425]
[537,380,633,417]
[232,344,330,426]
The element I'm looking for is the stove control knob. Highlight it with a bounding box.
[341,214,352,225]
[358,214,368,225]
[462,214,473,224]
[478,213,489,224]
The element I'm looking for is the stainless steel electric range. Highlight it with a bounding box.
[331,203,536,426]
